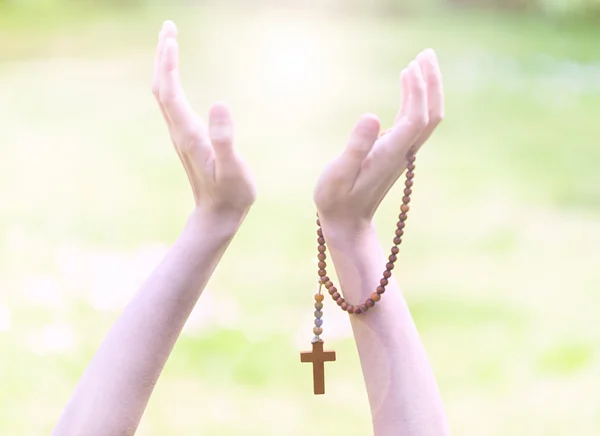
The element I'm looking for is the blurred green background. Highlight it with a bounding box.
[1,0,600,435]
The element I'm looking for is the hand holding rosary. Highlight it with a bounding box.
[300,138,417,395]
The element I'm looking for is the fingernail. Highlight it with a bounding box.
[162,20,178,36]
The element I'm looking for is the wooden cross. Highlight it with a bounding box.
[300,340,336,395]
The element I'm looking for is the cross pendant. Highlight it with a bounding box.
[300,339,336,395]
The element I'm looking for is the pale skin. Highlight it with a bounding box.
[52,20,447,436]
[51,21,256,436]
[314,51,449,435]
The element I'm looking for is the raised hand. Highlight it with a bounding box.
[314,49,444,237]
[152,21,256,227]
[52,22,258,436]
[310,50,448,436]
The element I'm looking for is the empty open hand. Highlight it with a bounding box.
[152,21,256,227]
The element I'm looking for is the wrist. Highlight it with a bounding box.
[185,206,248,243]
[318,218,391,303]
[318,216,378,252]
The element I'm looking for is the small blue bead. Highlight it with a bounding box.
[314,319,323,327]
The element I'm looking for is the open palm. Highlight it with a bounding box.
[152,21,256,222]
[314,49,444,233]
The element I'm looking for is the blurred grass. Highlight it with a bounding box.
[1,3,600,435]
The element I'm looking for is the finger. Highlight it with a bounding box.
[405,59,429,127]
[413,48,444,149]
[326,114,380,188]
[151,29,165,98]
[209,102,235,162]
[394,68,410,124]
[152,31,171,124]
[373,62,428,166]
[343,113,380,175]
[159,37,198,135]
[152,21,178,98]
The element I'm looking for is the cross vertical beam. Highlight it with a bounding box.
[300,340,336,395]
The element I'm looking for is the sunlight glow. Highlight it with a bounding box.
[254,18,331,96]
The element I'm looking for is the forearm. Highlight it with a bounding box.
[52,209,240,436]
[323,222,449,436]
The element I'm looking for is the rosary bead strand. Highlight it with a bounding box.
[316,151,417,315]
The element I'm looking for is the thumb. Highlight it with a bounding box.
[339,114,380,179]
[209,102,235,162]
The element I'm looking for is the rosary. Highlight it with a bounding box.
[300,139,417,395]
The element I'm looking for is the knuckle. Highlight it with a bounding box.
[429,111,444,125]
[409,112,429,128]
[158,88,175,107]
[151,83,160,100]
[373,142,395,160]
[414,79,427,94]
[210,128,234,146]
[423,62,438,80]
[179,128,207,152]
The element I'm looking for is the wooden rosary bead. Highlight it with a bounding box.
[366,299,375,308]
[380,278,388,286]
[318,270,327,277]
[405,179,414,188]
[318,246,326,253]
[347,305,355,314]
[407,163,416,171]
[399,213,407,221]
[371,292,381,302]
[407,154,416,163]
[360,304,369,313]
[332,292,340,300]
[354,307,363,315]
[315,293,324,302]
[400,204,410,213]
[391,246,399,255]
[336,298,345,306]
[386,262,394,270]
[396,228,404,237]
[328,287,337,296]
[393,237,402,245]
[406,171,415,179]
[388,254,397,263]
[317,228,323,237]
[402,196,411,204]
[341,302,348,311]
[318,261,326,269]
[318,253,326,261]
[324,280,333,289]
[383,270,391,279]
[404,188,412,195]
[317,237,325,245]
[376,286,386,295]
[397,221,406,229]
